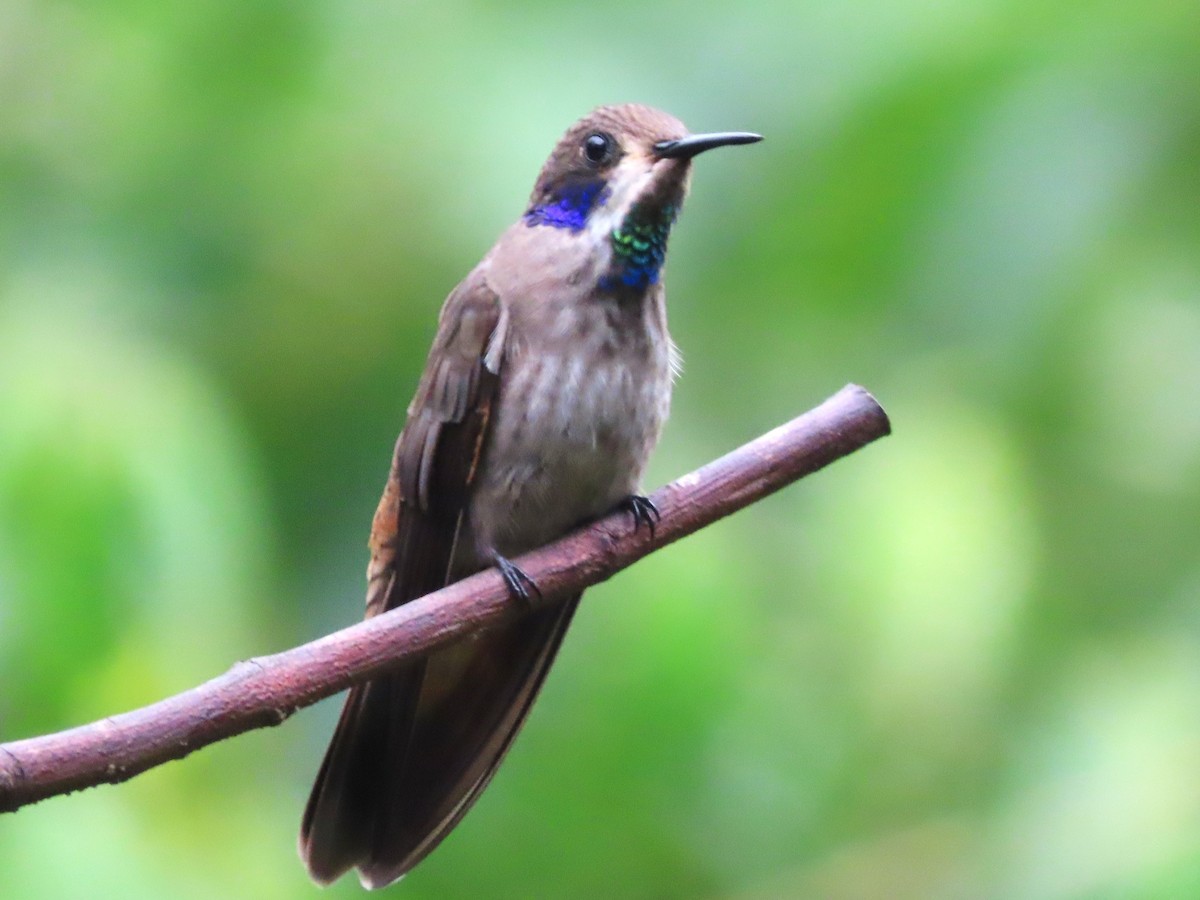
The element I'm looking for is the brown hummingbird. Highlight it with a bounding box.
[299,104,761,888]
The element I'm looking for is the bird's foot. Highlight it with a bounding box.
[619,494,660,538]
[493,554,542,605]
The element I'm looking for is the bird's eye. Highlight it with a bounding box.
[583,132,614,165]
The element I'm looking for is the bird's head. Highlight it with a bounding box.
[524,104,761,291]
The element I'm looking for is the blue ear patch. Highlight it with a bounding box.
[524,180,609,232]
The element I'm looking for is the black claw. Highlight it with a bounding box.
[621,494,660,538]
[494,554,541,604]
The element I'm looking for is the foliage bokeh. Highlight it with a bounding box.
[2,1,1199,897]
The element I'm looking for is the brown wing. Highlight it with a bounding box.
[299,274,581,888]
[299,273,502,883]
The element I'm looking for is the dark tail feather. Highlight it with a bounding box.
[300,595,581,889]
[299,661,425,886]
[358,596,581,888]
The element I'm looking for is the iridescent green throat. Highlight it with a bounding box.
[605,201,679,291]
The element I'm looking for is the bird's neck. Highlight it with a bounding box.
[524,180,680,294]
[603,200,679,291]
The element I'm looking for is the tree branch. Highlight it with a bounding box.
[0,384,890,813]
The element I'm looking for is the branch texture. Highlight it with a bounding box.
[0,384,890,813]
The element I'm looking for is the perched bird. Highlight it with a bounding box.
[299,104,761,888]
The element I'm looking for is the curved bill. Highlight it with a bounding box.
[653,131,763,159]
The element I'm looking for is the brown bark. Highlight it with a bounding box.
[0,384,890,813]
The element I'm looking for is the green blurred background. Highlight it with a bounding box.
[2,1,1199,897]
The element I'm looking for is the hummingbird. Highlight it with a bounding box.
[299,104,761,888]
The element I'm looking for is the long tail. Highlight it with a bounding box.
[299,595,581,889]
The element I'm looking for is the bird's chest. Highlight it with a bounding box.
[473,300,672,553]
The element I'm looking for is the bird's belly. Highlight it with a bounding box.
[468,346,670,558]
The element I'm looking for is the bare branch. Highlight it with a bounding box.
[0,384,890,813]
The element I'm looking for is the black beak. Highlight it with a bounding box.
[653,131,763,159]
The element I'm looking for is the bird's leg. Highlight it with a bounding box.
[618,494,660,538]
[492,553,542,605]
